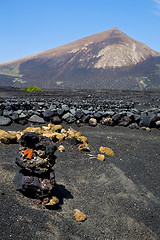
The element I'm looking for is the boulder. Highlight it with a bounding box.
[102,111,115,117]
[62,112,76,123]
[14,169,55,198]
[51,115,61,124]
[97,154,105,161]
[78,143,90,151]
[74,209,87,222]
[93,112,102,121]
[75,110,84,119]
[28,115,45,124]
[18,119,28,125]
[66,137,78,145]
[112,113,121,123]
[16,132,57,174]
[61,104,69,112]
[42,110,54,120]
[58,145,65,152]
[118,116,132,127]
[99,146,114,157]
[0,116,12,126]
[23,127,42,134]
[57,109,66,116]
[44,196,59,207]
[134,114,140,122]
[129,123,139,129]
[3,110,13,117]
[20,132,57,155]
[139,115,151,127]
[0,129,17,144]
[19,113,27,119]
[81,114,90,123]
[69,108,76,116]
[10,113,20,122]
[89,118,97,127]
[101,117,113,125]
[155,120,160,127]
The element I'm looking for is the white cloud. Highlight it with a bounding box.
[153,0,160,7]
[153,0,160,15]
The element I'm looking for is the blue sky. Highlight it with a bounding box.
[0,0,160,63]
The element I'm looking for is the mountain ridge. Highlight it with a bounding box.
[0,27,160,90]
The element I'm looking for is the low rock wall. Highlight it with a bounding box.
[0,95,160,129]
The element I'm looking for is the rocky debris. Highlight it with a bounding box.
[14,132,57,200]
[89,118,97,127]
[58,145,65,152]
[99,147,115,157]
[55,133,65,141]
[78,142,90,152]
[44,196,59,207]
[118,115,132,127]
[97,154,105,161]
[0,122,89,150]
[101,117,113,125]
[0,93,159,129]
[74,209,87,222]
[141,126,151,132]
[0,129,17,144]
[129,123,139,129]
[156,120,160,127]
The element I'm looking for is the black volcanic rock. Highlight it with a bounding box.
[14,169,55,198]
[0,116,12,126]
[51,115,61,124]
[0,28,160,90]
[0,89,160,128]
[42,109,55,120]
[20,132,57,155]
[14,132,57,198]
[75,110,84,119]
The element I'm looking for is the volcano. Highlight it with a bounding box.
[0,27,160,90]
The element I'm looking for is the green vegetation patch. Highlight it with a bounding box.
[150,86,158,89]
[23,85,43,92]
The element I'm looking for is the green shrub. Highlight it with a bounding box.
[23,85,43,92]
[150,86,157,89]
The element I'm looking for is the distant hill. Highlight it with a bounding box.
[0,27,160,90]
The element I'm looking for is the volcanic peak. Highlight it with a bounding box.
[0,27,160,90]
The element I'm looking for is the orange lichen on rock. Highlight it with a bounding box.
[37,199,42,204]
[24,149,34,159]
[74,209,87,222]
[99,146,114,157]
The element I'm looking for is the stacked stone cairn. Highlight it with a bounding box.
[14,131,59,207]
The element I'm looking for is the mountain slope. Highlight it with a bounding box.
[0,27,160,90]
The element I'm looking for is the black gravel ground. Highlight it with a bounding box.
[0,122,160,240]
[0,88,160,240]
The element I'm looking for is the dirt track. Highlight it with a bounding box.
[0,121,160,240]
